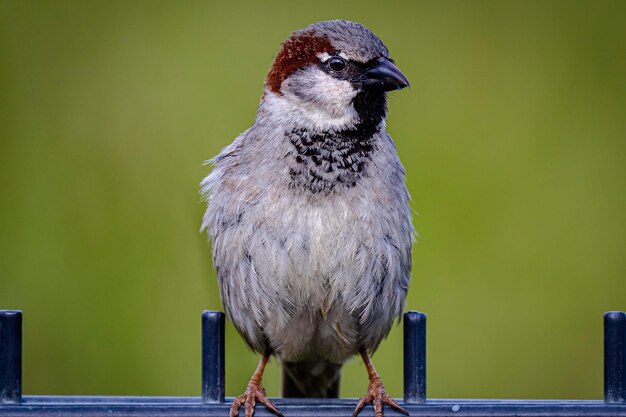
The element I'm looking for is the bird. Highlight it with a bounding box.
[201,19,413,417]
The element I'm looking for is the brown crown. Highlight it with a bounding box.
[265,32,334,94]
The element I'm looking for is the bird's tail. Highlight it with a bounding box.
[282,360,342,398]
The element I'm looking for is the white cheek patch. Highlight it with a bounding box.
[305,70,357,107]
[262,67,360,132]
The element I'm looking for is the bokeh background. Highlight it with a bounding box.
[1,0,624,400]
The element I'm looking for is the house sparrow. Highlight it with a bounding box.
[201,20,413,417]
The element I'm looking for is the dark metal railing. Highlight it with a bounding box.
[0,310,21,404]
[1,309,625,416]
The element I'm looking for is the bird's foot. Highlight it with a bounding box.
[230,380,283,417]
[353,377,409,417]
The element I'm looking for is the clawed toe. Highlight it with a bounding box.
[352,377,408,417]
[230,383,283,417]
[231,354,283,417]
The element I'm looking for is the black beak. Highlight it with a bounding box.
[362,57,410,92]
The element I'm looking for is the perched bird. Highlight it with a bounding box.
[201,19,413,417]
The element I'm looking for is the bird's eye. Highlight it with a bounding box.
[328,56,346,72]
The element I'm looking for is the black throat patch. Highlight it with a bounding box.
[286,91,387,193]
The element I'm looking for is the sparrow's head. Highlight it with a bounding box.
[261,20,409,131]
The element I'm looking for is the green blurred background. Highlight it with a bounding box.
[0,0,624,400]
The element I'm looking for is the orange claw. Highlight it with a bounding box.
[353,349,409,417]
[230,353,284,417]
[352,376,409,417]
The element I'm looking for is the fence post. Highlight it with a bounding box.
[202,311,225,403]
[404,311,426,403]
[604,311,626,404]
[0,310,22,404]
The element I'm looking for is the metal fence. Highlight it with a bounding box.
[1,309,625,416]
